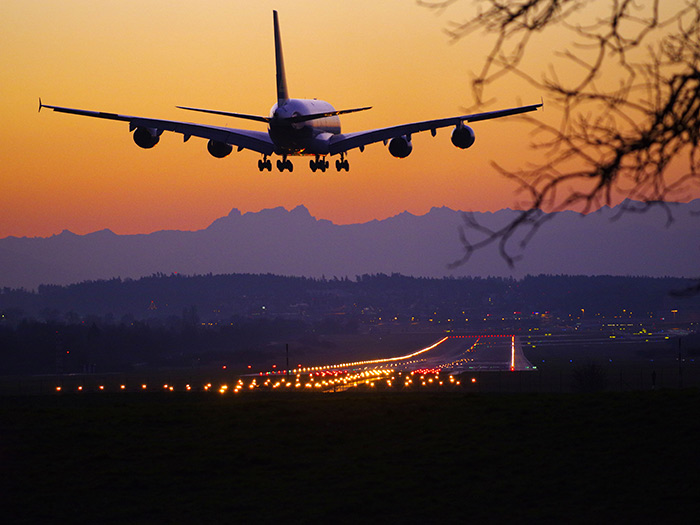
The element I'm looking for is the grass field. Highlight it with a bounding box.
[3,389,699,523]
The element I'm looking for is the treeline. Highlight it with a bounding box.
[0,314,338,375]
[1,273,698,376]
[1,273,697,323]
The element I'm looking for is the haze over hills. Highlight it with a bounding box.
[1,200,698,290]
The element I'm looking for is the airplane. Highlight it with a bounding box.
[40,10,542,173]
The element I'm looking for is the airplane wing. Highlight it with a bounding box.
[39,101,275,155]
[328,102,542,155]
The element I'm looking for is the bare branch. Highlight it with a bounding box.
[421,0,700,286]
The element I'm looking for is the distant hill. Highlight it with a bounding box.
[1,200,698,289]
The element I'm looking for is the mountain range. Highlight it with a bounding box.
[1,200,698,289]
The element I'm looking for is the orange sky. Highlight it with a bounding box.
[2,0,693,238]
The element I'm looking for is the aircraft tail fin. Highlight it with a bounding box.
[273,11,289,106]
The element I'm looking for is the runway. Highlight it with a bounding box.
[291,335,536,376]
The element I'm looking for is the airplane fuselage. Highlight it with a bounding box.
[268,98,340,156]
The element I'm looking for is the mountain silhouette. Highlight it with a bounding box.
[1,200,698,289]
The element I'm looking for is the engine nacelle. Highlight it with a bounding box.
[133,127,160,149]
[451,125,476,149]
[388,136,413,158]
[207,140,233,158]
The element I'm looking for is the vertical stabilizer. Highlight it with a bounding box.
[273,11,289,106]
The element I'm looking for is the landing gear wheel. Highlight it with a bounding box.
[311,158,328,172]
[276,159,293,172]
[336,160,349,171]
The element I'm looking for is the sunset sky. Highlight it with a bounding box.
[2,0,695,239]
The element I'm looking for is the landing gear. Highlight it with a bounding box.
[259,155,346,172]
[257,157,272,172]
[309,156,329,172]
[276,157,293,172]
[335,155,349,172]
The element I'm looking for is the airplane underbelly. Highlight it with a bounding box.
[269,124,336,156]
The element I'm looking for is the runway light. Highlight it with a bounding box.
[471,378,476,383]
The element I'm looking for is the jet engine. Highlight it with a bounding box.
[207,140,233,158]
[133,127,160,149]
[388,136,413,158]
[451,125,475,149]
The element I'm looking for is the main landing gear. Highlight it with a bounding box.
[310,156,329,172]
[276,157,293,172]
[335,158,349,172]
[258,155,349,172]
[257,157,272,172]
[310,155,349,172]
[259,155,293,172]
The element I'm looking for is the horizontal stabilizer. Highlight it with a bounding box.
[177,104,372,125]
[287,106,372,124]
[176,105,270,123]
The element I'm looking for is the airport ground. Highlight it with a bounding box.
[1,331,697,394]
[3,388,699,523]
[3,332,698,522]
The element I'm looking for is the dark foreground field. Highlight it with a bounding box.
[3,390,699,523]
